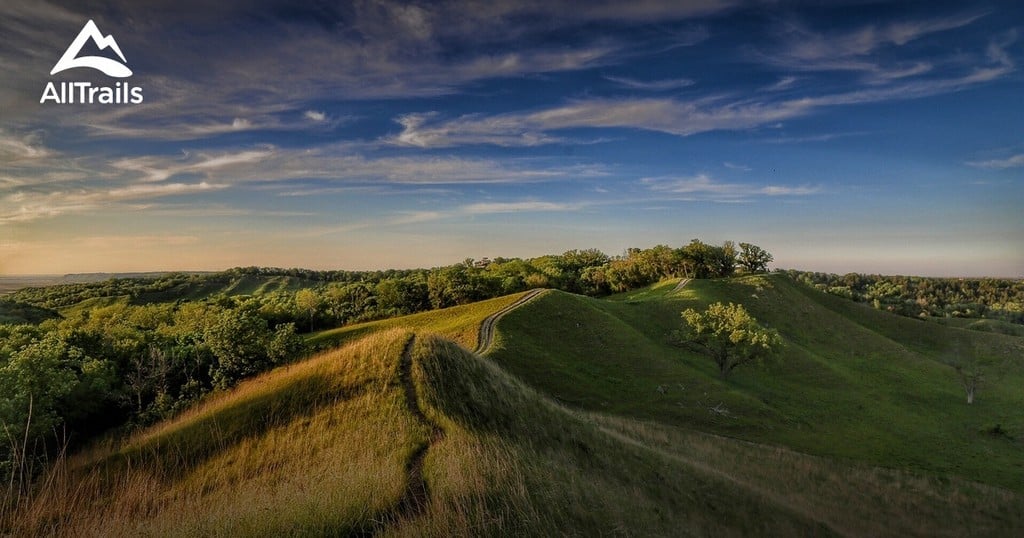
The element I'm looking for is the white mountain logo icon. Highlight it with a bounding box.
[51,19,132,78]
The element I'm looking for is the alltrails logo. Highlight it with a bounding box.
[40,19,144,104]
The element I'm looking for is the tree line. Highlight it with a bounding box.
[782,270,1024,324]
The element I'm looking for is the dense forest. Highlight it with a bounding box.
[783,270,1024,324]
[0,239,767,489]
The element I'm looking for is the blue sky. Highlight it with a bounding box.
[1,0,1021,276]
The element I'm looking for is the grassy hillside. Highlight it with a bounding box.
[488,275,1024,491]
[11,327,1022,536]
[7,273,322,312]
[929,316,1024,337]
[306,291,533,350]
[128,274,319,304]
[0,300,60,324]
[7,276,1024,535]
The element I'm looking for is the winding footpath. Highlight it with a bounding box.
[474,288,548,355]
[394,335,444,521]
[371,290,546,533]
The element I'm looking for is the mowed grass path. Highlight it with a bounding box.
[488,274,1024,492]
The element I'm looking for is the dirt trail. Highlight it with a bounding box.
[474,288,547,354]
[389,335,445,527]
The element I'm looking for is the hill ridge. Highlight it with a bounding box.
[7,278,1024,536]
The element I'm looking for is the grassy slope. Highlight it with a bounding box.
[130,274,320,304]
[16,328,1023,536]
[488,275,1024,491]
[928,316,1024,338]
[306,292,532,350]
[0,301,61,324]
[9,278,1024,536]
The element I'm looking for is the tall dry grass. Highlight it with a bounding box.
[3,329,424,536]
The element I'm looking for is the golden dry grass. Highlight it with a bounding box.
[8,330,424,536]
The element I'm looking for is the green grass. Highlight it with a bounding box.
[929,316,1024,337]
[56,294,129,317]
[0,301,60,324]
[125,274,321,305]
[489,274,1024,491]
[306,292,533,350]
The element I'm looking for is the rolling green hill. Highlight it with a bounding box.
[488,275,1024,490]
[7,275,1024,536]
[6,272,322,312]
[0,300,60,324]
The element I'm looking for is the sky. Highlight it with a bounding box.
[0,0,1021,277]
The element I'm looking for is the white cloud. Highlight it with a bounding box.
[461,201,577,214]
[0,131,52,161]
[760,12,989,85]
[723,162,752,171]
[0,139,607,224]
[389,97,816,147]
[111,149,272,182]
[304,110,326,122]
[772,12,986,67]
[391,112,567,147]
[604,75,695,91]
[967,153,1024,169]
[643,173,820,202]
[1,182,227,223]
[764,76,798,91]
[960,29,1017,83]
[392,31,1016,149]
[761,131,869,144]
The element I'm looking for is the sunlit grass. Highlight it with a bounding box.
[6,280,1024,536]
[307,291,531,350]
[490,274,1024,491]
[9,330,422,536]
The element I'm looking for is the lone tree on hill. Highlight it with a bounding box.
[294,288,321,332]
[737,243,773,273]
[679,302,782,377]
[943,343,1012,405]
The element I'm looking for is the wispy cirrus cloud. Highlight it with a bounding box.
[643,173,819,202]
[1,0,641,145]
[759,131,870,145]
[723,162,752,171]
[967,153,1024,169]
[1,181,225,223]
[390,97,815,147]
[763,76,798,92]
[391,29,1016,149]
[764,12,987,79]
[0,140,608,223]
[0,130,52,161]
[461,201,580,214]
[110,149,273,182]
[604,75,695,91]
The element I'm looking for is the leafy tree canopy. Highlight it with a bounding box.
[679,302,782,377]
